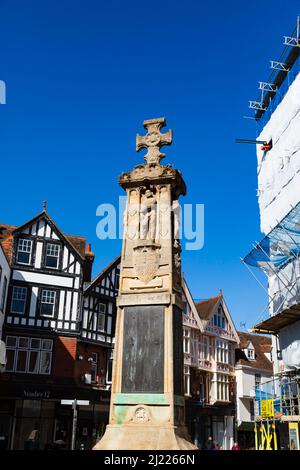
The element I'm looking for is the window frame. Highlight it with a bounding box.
[216,373,230,401]
[97,303,106,332]
[11,286,28,315]
[39,289,57,318]
[43,242,62,270]
[5,335,53,375]
[184,365,191,396]
[247,348,255,360]
[216,339,229,364]
[16,238,33,265]
[213,307,227,330]
[183,327,191,354]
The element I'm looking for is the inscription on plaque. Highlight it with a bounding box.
[122,305,164,393]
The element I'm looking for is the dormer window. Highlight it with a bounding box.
[247,348,255,360]
[16,239,32,265]
[45,243,60,269]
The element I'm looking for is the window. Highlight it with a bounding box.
[184,365,190,396]
[16,238,32,264]
[40,290,56,317]
[97,303,106,332]
[11,286,27,314]
[183,328,190,354]
[247,348,255,360]
[216,340,229,364]
[213,308,227,329]
[216,373,229,401]
[1,276,7,311]
[255,373,261,390]
[5,335,53,375]
[45,243,60,269]
[90,352,98,383]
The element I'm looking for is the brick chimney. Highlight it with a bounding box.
[83,243,95,282]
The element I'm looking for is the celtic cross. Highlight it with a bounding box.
[136,117,172,165]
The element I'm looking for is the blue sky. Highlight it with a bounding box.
[1,0,300,330]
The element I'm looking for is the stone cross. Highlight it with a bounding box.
[136,117,172,165]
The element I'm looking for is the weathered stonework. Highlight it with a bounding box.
[94,117,195,450]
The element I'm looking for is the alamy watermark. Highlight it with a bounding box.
[96,197,204,251]
[0,80,6,104]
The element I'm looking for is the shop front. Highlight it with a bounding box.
[0,380,110,449]
[186,400,235,450]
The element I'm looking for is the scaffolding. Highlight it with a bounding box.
[254,373,300,450]
[242,201,300,332]
[248,16,300,126]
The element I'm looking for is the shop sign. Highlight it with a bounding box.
[261,399,274,418]
[23,390,51,399]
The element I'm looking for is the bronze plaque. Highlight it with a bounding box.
[122,306,164,393]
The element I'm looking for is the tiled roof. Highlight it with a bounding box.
[64,234,86,258]
[235,331,273,373]
[195,294,222,320]
[0,224,17,263]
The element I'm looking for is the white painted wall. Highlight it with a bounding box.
[235,366,272,424]
[0,245,10,340]
[12,270,74,288]
[257,72,300,234]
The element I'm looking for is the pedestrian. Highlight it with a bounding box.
[231,441,241,450]
[206,436,213,450]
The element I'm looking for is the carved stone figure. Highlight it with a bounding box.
[140,189,157,240]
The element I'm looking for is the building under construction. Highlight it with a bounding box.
[243,17,300,450]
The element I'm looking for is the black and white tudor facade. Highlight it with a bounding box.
[6,211,84,335]
[0,210,120,449]
[82,256,120,346]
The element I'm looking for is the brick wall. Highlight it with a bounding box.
[75,342,107,385]
[52,336,77,378]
